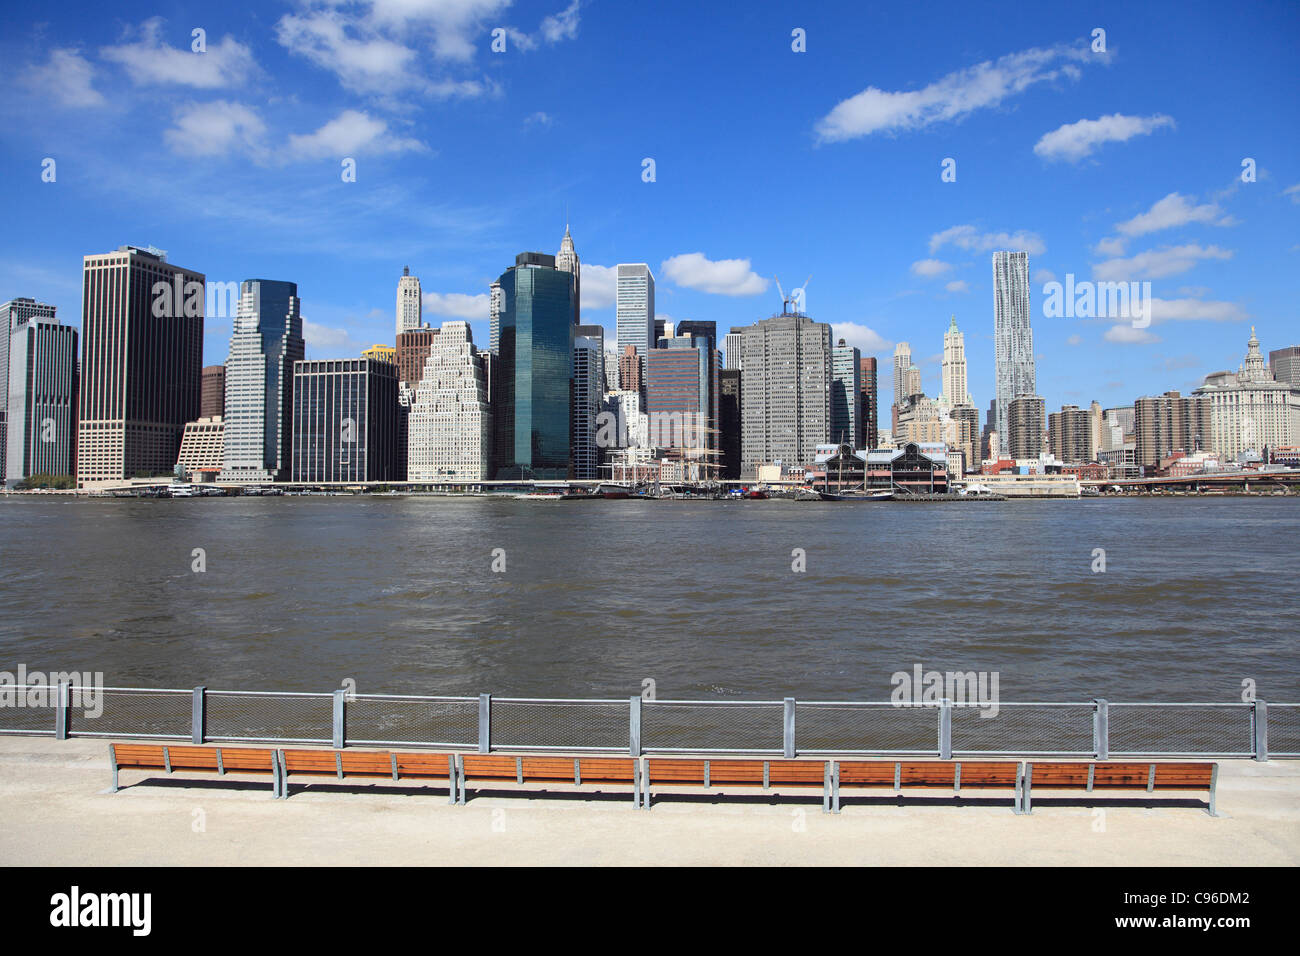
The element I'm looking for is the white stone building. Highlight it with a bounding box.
[407,322,492,481]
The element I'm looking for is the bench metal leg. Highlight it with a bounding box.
[1022,764,1032,814]
[1207,764,1219,817]
[108,744,118,793]
[633,760,641,810]
[833,762,840,814]
[822,763,830,813]
[457,759,466,805]
[448,754,459,805]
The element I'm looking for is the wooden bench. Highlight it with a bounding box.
[1023,761,1219,815]
[279,748,457,802]
[458,754,642,805]
[643,758,830,810]
[830,760,1023,813]
[108,743,281,796]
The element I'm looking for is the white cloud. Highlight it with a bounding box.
[288,110,427,158]
[21,49,104,108]
[1032,268,1057,284]
[660,253,768,296]
[303,319,352,350]
[1066,334,1083,346]
[523,110,553,128]
[1282,184,1300,204]
[102,18,256,88]
[945,280,970,293]
[423,291,489,319]
[929,224,1046,256]
[276,11,422,93]
[580,264,617,310]
[832,322,891,353]
[1034,113,1174,162]
[910,258,952,278]
[1093,236,1127,257]
[815,42,1101,143]
[164,101,267,158]
[1115,192,1234,236]
[1104,325,1161,344]
[540,1,582,43]
[338,0,509,62]
[1093,243,1232,281]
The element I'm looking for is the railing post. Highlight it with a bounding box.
[1093,698,1109,760]
[192,686,207,745]
[332,689,346,749]
[55,681,70,740]
[629,696,642,756]
[1253,700,1268,762]
[939,698,952,759]
[783,698,796,759]
[478,693,491,754]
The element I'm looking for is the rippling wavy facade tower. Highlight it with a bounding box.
[220,280,304,483]
[77,246,204,488]
[992,251,1035,456]
[407,322,492,481]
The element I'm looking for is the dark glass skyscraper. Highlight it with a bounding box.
[493,252,575,479]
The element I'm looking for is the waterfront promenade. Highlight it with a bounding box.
[2,737,1296,866]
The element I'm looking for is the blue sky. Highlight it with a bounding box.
[2,0,1297,416]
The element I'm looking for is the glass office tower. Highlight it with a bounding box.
[493,252,575,479]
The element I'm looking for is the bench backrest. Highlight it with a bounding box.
[1029,762,1216,790]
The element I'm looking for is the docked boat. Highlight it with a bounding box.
[817,489,894,502]
[514,492,563,500]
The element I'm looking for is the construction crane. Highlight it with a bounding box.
[774,275,812,315]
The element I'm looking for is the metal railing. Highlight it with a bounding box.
[1,684,1296,760]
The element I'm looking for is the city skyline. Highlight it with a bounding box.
[1,2,1296,422]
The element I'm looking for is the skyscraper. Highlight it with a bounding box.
[291,358,399,483]
[859,356,879,448]
[617,344,643,397]
[993,251,1035,455]
[1193,329,1296,459]
[396,267,422,337]
[615,264,655,362]
[201,365,226,419]
[941,315,972,407]
[5,313,78,485]
[892,342,913,408]
[1048,404,1095,464]
[1007,394,1045,460]
[830,339,862,447]
[723,329,744,371]
[646,338,717,465]
[397,327,439,388]
[1,297,58,483]
[718,368,742,478]
[555,225,581,326]
[220,280,305,483]
[740,312,832,475]
[77,246,204,487]
[493,252,575,479]
[488,280,503,356]
[1268,345,1300,386]
[572,334,602,479]
[675,320,717,354]
[407,321,492,481]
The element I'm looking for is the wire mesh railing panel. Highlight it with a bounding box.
[70,687,191,739]
[1269,704,1300,757]
[952,703,1094,755]
[347,695,478,747]
[0,686,57,735]
[205,692,332,744]
[1109,704,1253,756]
[796,703,936,754]
[642,701,783,753]
[490,699,628,751]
